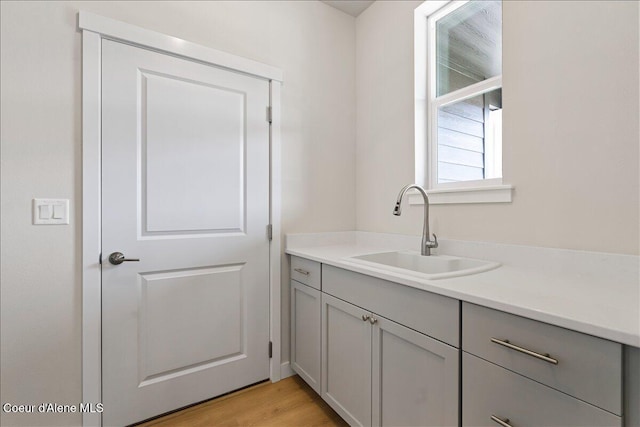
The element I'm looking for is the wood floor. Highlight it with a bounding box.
[138,375,348,427]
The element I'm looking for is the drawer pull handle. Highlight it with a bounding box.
[490,415,513,427]
[293,268,310,276]
[490,337,559,365]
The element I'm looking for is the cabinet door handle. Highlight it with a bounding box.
[293,268,310,276]
[362,314,370,322]
[369,317,377,325]
[490,337,559,365]
[490,415,513,427]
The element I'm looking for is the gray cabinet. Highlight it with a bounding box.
[321,293,372,426]
[462,302,623,426]
[290,255,631,427]
[463,302,622,414]
[372,315,458,427]
[463,352,622,427]
[290,280,321,393]
[291,255,321,290]
[322,264,459,347]
[321,291,459,427]
[625,346,640,427]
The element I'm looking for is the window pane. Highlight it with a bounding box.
[437,88,502,183]
[436,1,502,97]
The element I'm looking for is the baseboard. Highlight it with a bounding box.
[280,361,295,379]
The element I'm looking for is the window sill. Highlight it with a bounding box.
[408,184,514,205]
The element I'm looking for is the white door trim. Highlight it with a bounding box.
[79,11,283,82]
[80,12,282,426]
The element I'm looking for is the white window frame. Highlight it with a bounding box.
[414,0,513,205]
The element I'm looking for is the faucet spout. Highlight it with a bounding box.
[393,184,438,256]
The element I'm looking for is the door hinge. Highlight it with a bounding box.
[266,106,272,124]
[269,341,273,358]
[267,224,273,241]
[99,253,102,265]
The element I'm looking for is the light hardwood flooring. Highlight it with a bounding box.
[138,375,348,427]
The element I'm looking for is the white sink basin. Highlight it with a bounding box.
[347,251,501,280]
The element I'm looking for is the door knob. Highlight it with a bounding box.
[108,252,140,265]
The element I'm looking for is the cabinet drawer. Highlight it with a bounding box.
[323,264,459,347]
[463,352,621,427]
[290,256,321,290]
[462,303,622,414]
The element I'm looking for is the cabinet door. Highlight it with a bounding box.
[291,280,321,393]
[371,316,459,427]
[322,293,372,427]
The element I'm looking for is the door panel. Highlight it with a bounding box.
[142,71,245,234]
[101,39,270,426]
[139,265,245,383]
[321,293,372,427]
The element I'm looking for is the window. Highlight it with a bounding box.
[415,0,512,204]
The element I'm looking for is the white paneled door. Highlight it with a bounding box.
[101,40,270,426]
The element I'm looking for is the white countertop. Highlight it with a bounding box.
[285,231,640,347]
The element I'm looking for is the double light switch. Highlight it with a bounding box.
[33,199,69,225]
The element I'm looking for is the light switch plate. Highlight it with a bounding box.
[33,199,69,225]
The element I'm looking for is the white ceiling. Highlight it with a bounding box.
[321,1,375,17]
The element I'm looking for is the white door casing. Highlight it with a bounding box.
[81,12,283,427]
[101,39,271,426]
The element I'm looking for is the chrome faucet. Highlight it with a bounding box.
[393,184,438,256]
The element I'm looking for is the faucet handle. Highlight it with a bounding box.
[427,233,438,248]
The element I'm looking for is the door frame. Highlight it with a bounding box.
[80,11,283,427]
